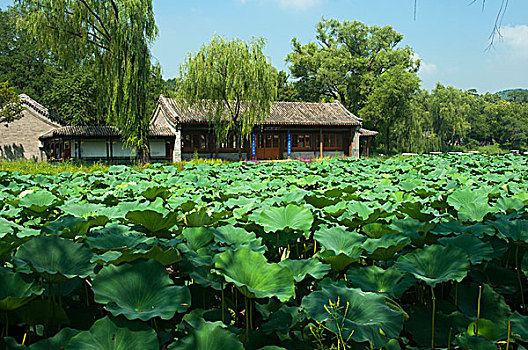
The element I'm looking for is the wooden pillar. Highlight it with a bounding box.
[319,128,323,158]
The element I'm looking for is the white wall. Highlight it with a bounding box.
[112,141,134,157]
[149,140,166,157]
[81,140,107,158]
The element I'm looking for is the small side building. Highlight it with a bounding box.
[152,95,377,162]
[0,94,62,161]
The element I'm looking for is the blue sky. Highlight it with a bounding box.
[1,0,527,93]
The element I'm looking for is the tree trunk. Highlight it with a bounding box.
[386,126,390,156]
[236,130,242,161]
[136,144,150,165]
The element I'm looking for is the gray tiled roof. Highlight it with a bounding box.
[160,96,362,126]
[39,125,175,139]
[359,128,379,137]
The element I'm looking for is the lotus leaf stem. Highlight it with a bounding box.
[476,285,482,335]
[506,320,511,350]
[221,281,225,323]
[245,296,249,341]
[515,246,526,310]
[431,286,436,350]
[447,327,452,349]
[454,283,458,307]
[22,332,27,345]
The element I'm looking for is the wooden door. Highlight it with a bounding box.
[255,133,280,160]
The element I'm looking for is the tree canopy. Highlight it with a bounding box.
[287,18,418,113]
[0,81,23,125]
[16,0,158,163]
[178,35,277,159]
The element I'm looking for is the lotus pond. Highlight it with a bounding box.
[1,155,528,349]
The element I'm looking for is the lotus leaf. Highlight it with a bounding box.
[67,316,159,350]
[19,190,59,213]
[15,236,95,282]
[314,225,365,271]
[363,233,411,260]
[168,321,243,350]
[60,202,103,217]
[447,189,493,222]
[0,337,25,349]
[125,199,178,233]
[212,225,264,248]
[260,305,304,335]
[455,283,511,323]
[92,260,190,321]
[213,248,295,302]
[301,283,404,348]
[510,311,528,341]
[29,328,80,350]
[346,265,414,298]
[467,318,507,341]
[395,244,470,287]
[493,219,528,242]
[278,258,331,282]
[453,334,496,350]
[0,270,43,311]
[182,227,214,251]
[438,234,494,265]
[254,204,313,233]
[85,224,151,250]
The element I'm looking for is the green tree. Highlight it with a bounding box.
[16,0,158,164]
[0,81,23,125]
[277,71,299,102]
[178,35,277,160]
[426,84,472,145]
[286,18,418,113]
[44,65,101,126]
[360,66,421,154]
[0,6,55,102]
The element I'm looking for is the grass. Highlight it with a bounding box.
[0,158,232,175]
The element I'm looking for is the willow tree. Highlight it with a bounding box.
[179,36,277,160]
[16,0,157,164]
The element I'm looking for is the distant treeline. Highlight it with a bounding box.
[2,6,527,154]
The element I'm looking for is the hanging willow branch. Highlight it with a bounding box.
[16,0,157,164]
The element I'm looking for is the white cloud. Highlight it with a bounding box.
[499,25,528,57]
[274,0,324,10]
[239,0,324,11]
[412,53,437,75]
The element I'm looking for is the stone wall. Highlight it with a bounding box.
[0,108,56,162]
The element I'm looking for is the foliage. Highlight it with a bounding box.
[16,0,158,163]
[178,35,277,159]
[0,155,527,348]
[286,18,418,112]
[0,81,23,125]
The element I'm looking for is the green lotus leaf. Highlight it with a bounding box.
[15,236,95,283]
[438,234,494,265]
[495,197,526,213]
[212,225,264,249]
[254,204,313,233]
[29,328,80,350]
[493,219,528,242]
[346,265,414,298]
[362,223,396,238]
[0,337,25,349]
[19,190,59,213]
[431,220,467,236]
[447,189,494,222]
[85,224,152,250]
[141,185,170,200]
[182,227,214,251]
[395,244,470,287]
[347,201,376,220]
[456,283,511,323]
[453,334,496,350]
[510,311,528,341]
[43,215,109,238]
[260,305,304,335]
[0,218,19,239]
[467,318,506,341]
[92,259,190,321]
[305,194,339,208]
[168,321,243,350]
[60,202,103,217]
[0,269,43,311]
[67,316,159,350]
[126,209,178,233]
[213,248,295,302]
[278,258,331,282]
[314,225,365,271]
[363,233,411,260]
[301,283,404,348]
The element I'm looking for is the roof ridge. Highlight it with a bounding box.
[19,94,64,127]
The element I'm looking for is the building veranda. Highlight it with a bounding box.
[2,94,377,163]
